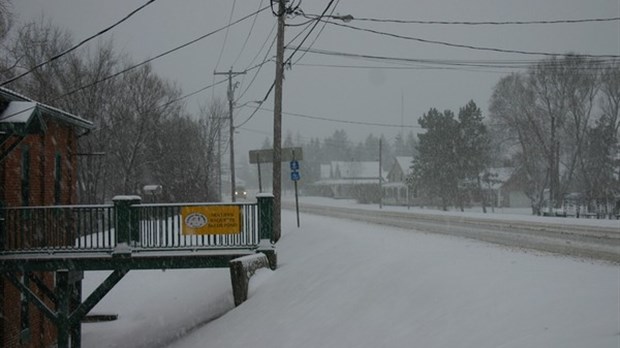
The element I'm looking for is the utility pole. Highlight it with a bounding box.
[214,67,246,202]
[218,123,221,200]
[272,0,286,242]
[379,138,383,209]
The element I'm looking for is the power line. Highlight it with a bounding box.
[306,14,620,26]
[289,47,620,70]
[241,105,423,129]
[159,78,228,109]
[1,0,159,87]
[48,5,269,103]
[1,52,271,132]
[235,22,277,100]
[0,77,230,130]
[235,28,277,103]
[285,0,337,65]
[242,22,277,69]
[119,57,269,116]
[233,0,265,66]
[292,0,341,65]
[319,19,620,58]
[234,79,275,128]
[215,0,237,71]
[235,1,338,130]
[293,62,511,74]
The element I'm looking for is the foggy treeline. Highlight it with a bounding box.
[1,16,228,203]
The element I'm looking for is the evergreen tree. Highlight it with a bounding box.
[456,100,491,212]
[324,129,352,161]
[411,108,460,210]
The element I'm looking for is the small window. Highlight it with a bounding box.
[54,153,62,205]
[21,147,30,206]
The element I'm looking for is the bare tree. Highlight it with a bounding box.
[3,18,75,100]
[144,98,227,202]
[528,55,599,210]
[0,0,13,73]
[201,99,227,201]
[106,63,183,195]
[490,73,548,213]
[599,61,620,137]
[490,55,620,210]
[578,61,620,211]
[72,41,122,203]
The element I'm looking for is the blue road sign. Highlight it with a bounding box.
[291,171,300,181]
[290,160,299,171]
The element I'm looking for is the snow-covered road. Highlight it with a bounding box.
[284,199,620,262]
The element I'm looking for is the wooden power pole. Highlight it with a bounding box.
[272,0,286,242]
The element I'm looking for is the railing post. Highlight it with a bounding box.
[257,193,274,241]
[113,196,141,249]
[256,193,276,269]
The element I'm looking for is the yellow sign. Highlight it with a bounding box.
[181,206,243,235]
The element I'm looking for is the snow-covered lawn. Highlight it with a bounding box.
[82,208,620,348]
[286,195,620,229]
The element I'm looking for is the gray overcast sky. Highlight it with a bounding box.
[11,0,620,161]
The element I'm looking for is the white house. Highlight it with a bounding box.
[312,161,386,199]
[383,156,414,206]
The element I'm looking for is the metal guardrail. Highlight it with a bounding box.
[0,195,274,255]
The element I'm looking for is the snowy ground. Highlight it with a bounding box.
[82,200,620,348]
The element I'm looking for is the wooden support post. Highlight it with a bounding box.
[71,279,82,347]
[257,193,273,241]
[56,270,70,348]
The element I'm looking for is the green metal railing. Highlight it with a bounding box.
[0,205,116,253]
[0,195,274,255]
[134,203,259,250]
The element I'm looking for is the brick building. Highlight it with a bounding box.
[0,87,93,347]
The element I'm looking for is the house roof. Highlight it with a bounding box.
[395,156,413,174]
[320,161,388,180]
[485,167,516,190]
[0,101,47,135]
[0,101,37,123]
[0,87,94,130]
[331,161,386,179]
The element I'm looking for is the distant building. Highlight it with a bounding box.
[383,156,413,206]
[482,167,530,208]
[310,161,386,200]
[0,87,93,347]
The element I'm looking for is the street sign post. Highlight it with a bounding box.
[290,160,299,171]
[249,147,303,164]
[249,147,303,228]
